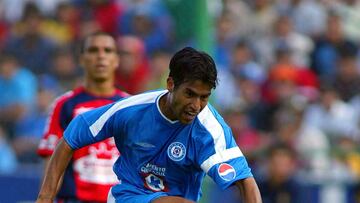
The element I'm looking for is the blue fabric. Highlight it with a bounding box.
[0,138,17,174]
[64,90,252,201]
[5,36,56,74]
[111,183,168,203]
[0,68,37,108]
[14,109,47,138]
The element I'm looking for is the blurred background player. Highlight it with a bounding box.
[37,31,128,203]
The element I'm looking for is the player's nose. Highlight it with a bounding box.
[189,97,201,112]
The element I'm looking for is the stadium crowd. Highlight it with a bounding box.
[0,0,360,202]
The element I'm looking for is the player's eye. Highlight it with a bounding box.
[104,48,115,53]
[86,47,99,53]
[185,91,195,98]
[200,95,209,101]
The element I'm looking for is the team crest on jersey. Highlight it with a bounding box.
[167,142,186,161]
[218,163,236,181]
[143,174,168,192]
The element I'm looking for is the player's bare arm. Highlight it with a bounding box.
[153,196,195,203]
[42,157,65,197]
[235,177,262,203]
[37,138,74,203]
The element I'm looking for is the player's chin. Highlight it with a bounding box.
[92,75,110,82]
[179,115,196,124]
[179,119,192,125]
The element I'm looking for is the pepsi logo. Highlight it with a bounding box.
[218,163,236,181]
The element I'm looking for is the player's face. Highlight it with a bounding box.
[168,78,212,124]
[80,35,119,82]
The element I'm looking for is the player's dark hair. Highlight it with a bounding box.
[0,52,17,65]
[79,31,117,54]
[267,142,297,159]
[169,47,218,89]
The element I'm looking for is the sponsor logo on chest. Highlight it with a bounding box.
[141,163,166,176]
[141,163,168,192]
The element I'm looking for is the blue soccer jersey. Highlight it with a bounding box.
[64,90,253,202]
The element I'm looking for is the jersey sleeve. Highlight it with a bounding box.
[64,102,120,150]
[37,95,67,157]
[195,106,253,190]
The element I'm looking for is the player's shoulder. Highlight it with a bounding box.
[114,89,167,106]
[51,88,81,108]
[193,104,228,137]
[197,104,225,127]
[109,89,167,113]
[51,87,84,109]
[115,88,130,98]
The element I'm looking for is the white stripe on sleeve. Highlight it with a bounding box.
[198,106,226,153]
[201,147,243,173]
[198,106,243,173]
[89,90,167,137]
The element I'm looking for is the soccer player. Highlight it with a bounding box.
[37,32,128,203]
[37,47,262,203]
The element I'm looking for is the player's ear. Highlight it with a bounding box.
[167,77,174,92]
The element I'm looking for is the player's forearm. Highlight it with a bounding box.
[235,177,262,203]
[37,139,74,202]
[42,157,65,196]
[37,167,63,202]
[37,163,63,202]
[39,157,56,198]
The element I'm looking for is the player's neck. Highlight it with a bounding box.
[84,80,116,96]
[159,92,176,121]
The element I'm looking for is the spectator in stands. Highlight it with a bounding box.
[332,135,360,179]
[272,14,314,68]
[213,12,239,70]
[304,83,360,140]
[253,48,301,131]
[331,0,360,43]
[0,17,9,51]
[333,43,360,102]
[118,0,173,55]
[12,76,58,163]
[310,13,357,80]
[0,126,17,174]
[41,2,80,45]
[0,52,37,138]
[220,0,253,40]
[280,0,327,38]
[146,50,171,90]
[75,0,124,36]
[214,41,265,113]
[248,0,278,38]
[49,47,81,92]
[247,0,279,67]
[4,2,57,75]
[115,35,150,94]
[353,183,360,203]
[272,96,330,180]
[258,143,302,203]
